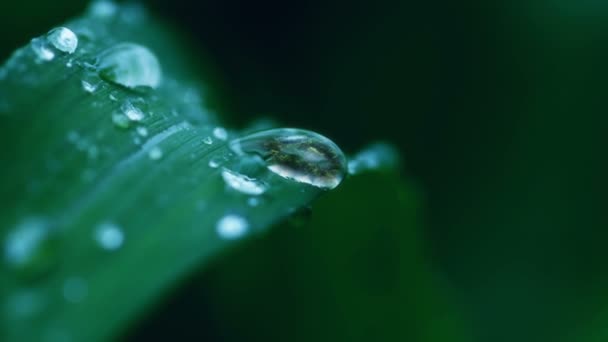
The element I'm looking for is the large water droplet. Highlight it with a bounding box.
[3,217,58,278]
[347,142,400,175]
[216,214,249,240]
[94,222,124,251]
[97,43,162,89]
[45,27,78,54]
[230,128,347,189]
[221,168,267,195]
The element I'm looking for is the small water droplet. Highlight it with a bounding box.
[87,0,118,18]
[62,277,88,303]
[213,127,228,140]
[3,217,58,278]
[81,80,97,93]
[247,197,261,207]
[230,128,347,189]
[347,142,400,175]
[109,92,119,101]
[94,222,124,251]
[202,136,213,145]
[112,112,130,129]
[66,58,74,67]
[216,214,249,240]
[45,27,78,54]
[221,168,267,195]
[31,38,54,61]
[136,126,148,137]
[98,43,162,89]
[121,100,144,121]
[148,146,163,160]
[208,156,223,168]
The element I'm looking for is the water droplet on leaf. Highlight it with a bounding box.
[213,127,228,140]
[111,112,130,129]
[121,100,144,121]
[97,43,162,89]
[216,215,249,240]
[148,146,163,160]
[87,0,118,18]
[230,128,347,189]
[136,126,148,137]
[94,222,124,251]
[202,136,213,145]
[3,217,58,279]
[348,142,400,175]
[221,168,267,195]
[45,27,78,54]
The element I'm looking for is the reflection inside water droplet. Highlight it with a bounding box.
[221,168,266,195]
[230,128,347,189]
[216,215,249,240]
[97,43,162,89]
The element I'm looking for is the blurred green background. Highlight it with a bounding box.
[1,1,607,341]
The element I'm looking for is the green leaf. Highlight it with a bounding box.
[0,3,346,341]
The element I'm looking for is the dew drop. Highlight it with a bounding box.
[202,136,213,145]
[136,126,148,137]
[148,146,163,160]
[94,222,124,251]
[216,215,249,240]
[81,80,97,93]
[121,100,144,121]
[247,197,261,207]
[208,156,223,168]
[98,43,162,89]
[3,217,58,278]
[347,142,400,175]
[45,27,78,54]
[30,38,55,61]
[111,112,130,129]
[87,0,118,18]
[213,127,228,140]
[221,168,267,195]
[230,128,347,189]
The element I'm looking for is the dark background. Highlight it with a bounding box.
[2,1,607,341]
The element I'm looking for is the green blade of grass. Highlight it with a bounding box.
[0,3,341,341]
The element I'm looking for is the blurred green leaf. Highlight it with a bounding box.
[131,171,471,342]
